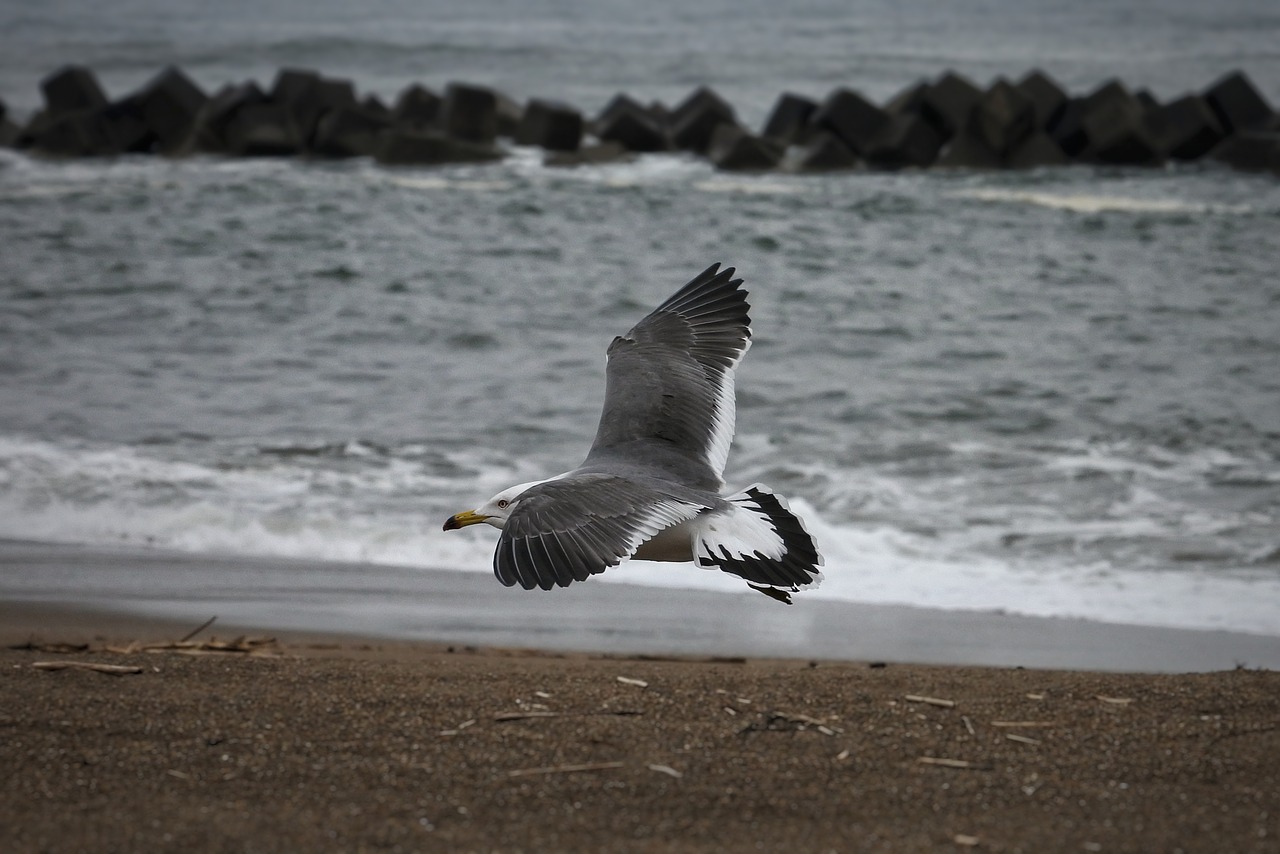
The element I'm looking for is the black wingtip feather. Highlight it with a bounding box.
[697,486,823,595]
[657,263,748,322]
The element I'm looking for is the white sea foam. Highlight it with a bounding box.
[533,152,708,188]
[692,179,809,196]
[951,187,1254,214]
[382,174,514,192]
[2,434,1277,636]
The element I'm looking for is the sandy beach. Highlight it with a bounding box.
[3,599,1278,853]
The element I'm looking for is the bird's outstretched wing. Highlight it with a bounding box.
[586,263,751,485]
[494,473,707,590]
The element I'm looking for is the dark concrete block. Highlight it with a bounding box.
[707,124,782,171]
[267,69,359,144]
[1016,69,1068,130]
[784,131,859,172]
[40,66,109,118]
[1083,80,1136,114]
[595,100,669,152]
[593,93,648,129]
[515,99,583,151]
[14,109,47,149]
[652,99,675,120]
[133,66,208,153]
[1209,130,1280,174]
[1085,115,1162,165]
[392,84,441,127]
[184,82,267,153]
[99,97,154,153]
[441,82,499,145]
[670,87,738,153]
[361,94,390,119]
[761,92,817,144]
[1080,82,1162,165]
[1146,94,1224,161]
[972,79,1036,155]
[918,71,983,139]
[864,113,943,168]
[544,141,633,168]
[811,88,889,156]
[884,80,931,115]
[311,106,391,158]
[26,111,113,156]
[270,68,320,104]
[494,90,524,139]
[1049,98,1090,157]
[0,99,18,148]
[936,127,1002,169]
[0,116,19,148]
[311,78,358,116]
[1203,71,1274,133]
[1004,131,1070,169]
[374,128,505,166]
[296,79,359,143]
[224,103,304,156]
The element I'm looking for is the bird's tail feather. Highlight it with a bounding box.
[695,484,823,602]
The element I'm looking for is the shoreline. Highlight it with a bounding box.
[3,538,1278,672]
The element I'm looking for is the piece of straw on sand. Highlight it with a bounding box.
[507,761,626,778]
[917,756,977,769]
[31,661,143,676]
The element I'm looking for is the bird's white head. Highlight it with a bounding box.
[442,480,542,531]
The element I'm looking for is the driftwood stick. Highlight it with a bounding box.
[507,761,625,778]
[494,711,563,722]
[917,756,975,769]
[494,709,644,722]
[178,615,218,644]
[32,661,143,676]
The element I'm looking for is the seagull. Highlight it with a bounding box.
[443,263,822,603]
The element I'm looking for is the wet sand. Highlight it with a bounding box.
[2,602,1278,853]
[5,539,1280,673]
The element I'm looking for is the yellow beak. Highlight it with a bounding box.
[443,509,489,531]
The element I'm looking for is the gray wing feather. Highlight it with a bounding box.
[586,263,751,484]
[494,473,706,590]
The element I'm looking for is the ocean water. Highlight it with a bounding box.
[1,1,1279,638]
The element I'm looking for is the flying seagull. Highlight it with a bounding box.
[443,263,822,603]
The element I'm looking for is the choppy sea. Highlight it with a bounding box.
[2,0,1278,638]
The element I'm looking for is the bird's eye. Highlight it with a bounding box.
[497,499,509,509]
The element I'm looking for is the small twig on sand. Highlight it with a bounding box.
[647,764,682,778]
[178,616,218,644]
[494,711,564,722]
[140,636,276,654]
[507,761,625,778]
[918,756,978,769]
[32,661,143,676]
[8,640,89,653]
[905,694,956,709]
[494,709,643,722]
